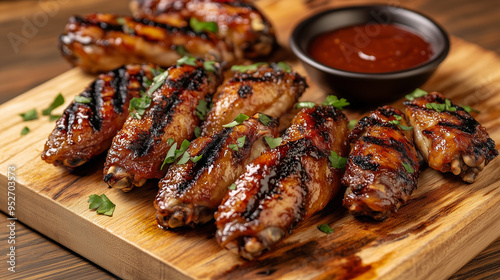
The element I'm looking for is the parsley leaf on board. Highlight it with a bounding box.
[317,224,334,234]
[20,109,38,121]
[88,194,116,216]
[20,126,30,136]
[42,93,65,116]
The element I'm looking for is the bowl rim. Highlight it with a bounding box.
[289,4,450,79]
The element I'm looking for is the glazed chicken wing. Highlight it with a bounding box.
[155,113,279,229]
[129,0,276,59]
[342,106,420,221]
[42,64,157,168]
[404,92,498,183]
[215,105,349,260]
[201,63,307,136]
[103,59,223,191]
[60,14,233,73]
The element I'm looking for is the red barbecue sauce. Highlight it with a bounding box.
[308,24,433,73]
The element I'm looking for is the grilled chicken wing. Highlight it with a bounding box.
[42,64,157,168]
[342,106,420,221]
[201,63,307,136]
[155,113,279,228]
[215,106,349,260]
[103,59,223,191]
[404,92,498,183]
[60,13,233,73]
[129,0,275,59]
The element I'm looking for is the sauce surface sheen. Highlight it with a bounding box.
[308,24,433,73]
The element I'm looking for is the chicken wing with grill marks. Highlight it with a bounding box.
[59,13,233,73]
[155,113,279,229]
[42,64,157,168]
[201,63,307,136]
[404,92,498,183]
[129,0,275,59]
[215,106,349,260]
[103,59,223,191]
[342,106,420,221]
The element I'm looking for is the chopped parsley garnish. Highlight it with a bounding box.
[402,162,415,174]
[196,99,209,120]
[20,126,30,136]
[388,115,413,131]
[177,56,197,66]
[129,91,151,119]
[142,76,152,88]
[228,183,236,190]
[230,62,266,73]
[426,99,456,112]
[258,114,272,126]
[405,88,428,100]
[175,45,188,56]
[189,17,218,33]
[42,93,65,116]
[88,194,116,216]
[194,126,201,138]
[295,101,316,109]
[461,105,480,114]
[167,138,175,145]
[322,95,349,110]
[161,139,192,168]
[348,119,357,130]
[276,61,291,73]
[116,17,134,35]
[20,108,38,121]
[203,61,217,72]
[265,136,282,149]
[191,154,203,163]
[75,96,92,104]
[317,224,334,234]
[222,113,250,127]
[229,135,246,151]
[147,69,169,95]
[329,151,347,169]
[177,152,192,165]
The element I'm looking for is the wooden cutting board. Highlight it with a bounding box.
[1,1,500,279]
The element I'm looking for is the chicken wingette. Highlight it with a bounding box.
[342,106,420,221]
[404,91,498,183]
[42,64,157,168]
[60,13,233,73]
[215,105,349,260]
[104,58,223,191]
[129,0,276,60]
[155,113,279,228]
[201,62,307,136]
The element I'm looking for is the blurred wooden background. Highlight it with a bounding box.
[1,0,499,279]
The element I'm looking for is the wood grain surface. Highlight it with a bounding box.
[1,0,500,279]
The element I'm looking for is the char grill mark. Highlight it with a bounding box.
[176,128,233,193]
[237,85,253,98]
[404,92,498,182]
[342,106,420,221]
[215,106,349,260]
[110,67,129,113]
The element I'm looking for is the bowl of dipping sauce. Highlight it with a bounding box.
[290,5,449,104]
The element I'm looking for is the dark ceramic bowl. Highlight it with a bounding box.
[290,5,450,104]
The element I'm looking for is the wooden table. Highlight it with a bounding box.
[1,0,499,279]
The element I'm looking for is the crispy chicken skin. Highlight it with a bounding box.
[129,0,276,59]
[215,106,349,260]
[342,106,420,221]
[59,13,233,73]
[201,63,307,136]
[103,59,223,191]
[42,64,156,168]
[404,92,498,183]
[155,113,279,229]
